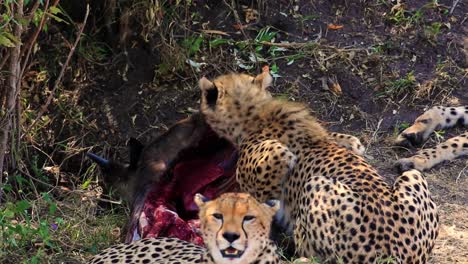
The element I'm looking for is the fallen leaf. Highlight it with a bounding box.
[321,76,343,96]
[329,81,342,95]
[328,24,344,30]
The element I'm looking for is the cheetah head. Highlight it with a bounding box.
[199,70,273,143]
[395,109,442,148]
[195,192,279,264]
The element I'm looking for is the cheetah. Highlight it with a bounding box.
[88,192,281,264]
[395,106,468,172]
[198,71,441,263]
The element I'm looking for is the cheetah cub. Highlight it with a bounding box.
[396,106,467,171]
[88,193,281,264]
[199,71,439,263]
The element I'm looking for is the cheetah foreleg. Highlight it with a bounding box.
[329,132,366,156]
[396,132,468,172]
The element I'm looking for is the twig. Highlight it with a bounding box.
[23,0,41,20]
[222,0,261,72]
[449,0,461,14]
[260,41,311,49]
[27,4,90,132]
[0,52,10,70]
[0,0,24,187]
[17,0,51,87]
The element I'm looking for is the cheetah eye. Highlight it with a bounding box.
[243,215,256,222]
[418,118,430,124]
[212,213,223,220]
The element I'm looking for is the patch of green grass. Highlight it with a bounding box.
[378,71,417,98]
[423,22,443,45]
[387,7,423,28]
[1,179,126,263]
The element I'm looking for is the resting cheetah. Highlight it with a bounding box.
[88,192,281,264]
[395,106,468,172]
[199,71,442,263]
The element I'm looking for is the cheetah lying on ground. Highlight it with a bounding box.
[395,106,468,171]
[198,71,448,263]
[88,193,281,264]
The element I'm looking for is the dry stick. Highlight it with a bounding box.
[17,0,51,87]
[27,5,90,132]
[23,0,41,20]
[260,41,309,49]
[0,52,10,70]
[222,0,260,72]
[449,0,461,14]
[14,0,51,163]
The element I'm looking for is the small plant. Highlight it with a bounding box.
[182,34,204,57]
[424,22,443,45]
[433,130,445,143]
[0,191,61,262]
[378,71,417,98]
[394,121,411,136]
[386,5,423,29]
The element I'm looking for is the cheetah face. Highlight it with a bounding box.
[396,109,442,148]
[195,193,279,264]
[199,71,273,143]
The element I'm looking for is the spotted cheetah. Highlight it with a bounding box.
[199,71,441,263]
[395,106,467,172]
[88,192,281,264]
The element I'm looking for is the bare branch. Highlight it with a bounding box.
[18,0,50,87]
[27,4,90,131]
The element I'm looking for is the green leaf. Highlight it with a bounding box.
[81,177,92,189]
[3,184,13,192]
[209,38,229,48]
[49,6,62,15]
[0,34,15,47]
[2,208,15,218]
[15,200,31,213]
[48,203,57,215]
[55,217,64,225]
[48,13,68,24]
[3,32,21,44]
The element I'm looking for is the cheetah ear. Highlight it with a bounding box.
[199,77,214,91]
[254,70,273,90]
[263,199,280,213]
[194,193,210,208]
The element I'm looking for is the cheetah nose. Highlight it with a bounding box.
[223,232,240,243]
[403,132,423,147]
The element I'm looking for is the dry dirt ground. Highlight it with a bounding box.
[5,0,466,262]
